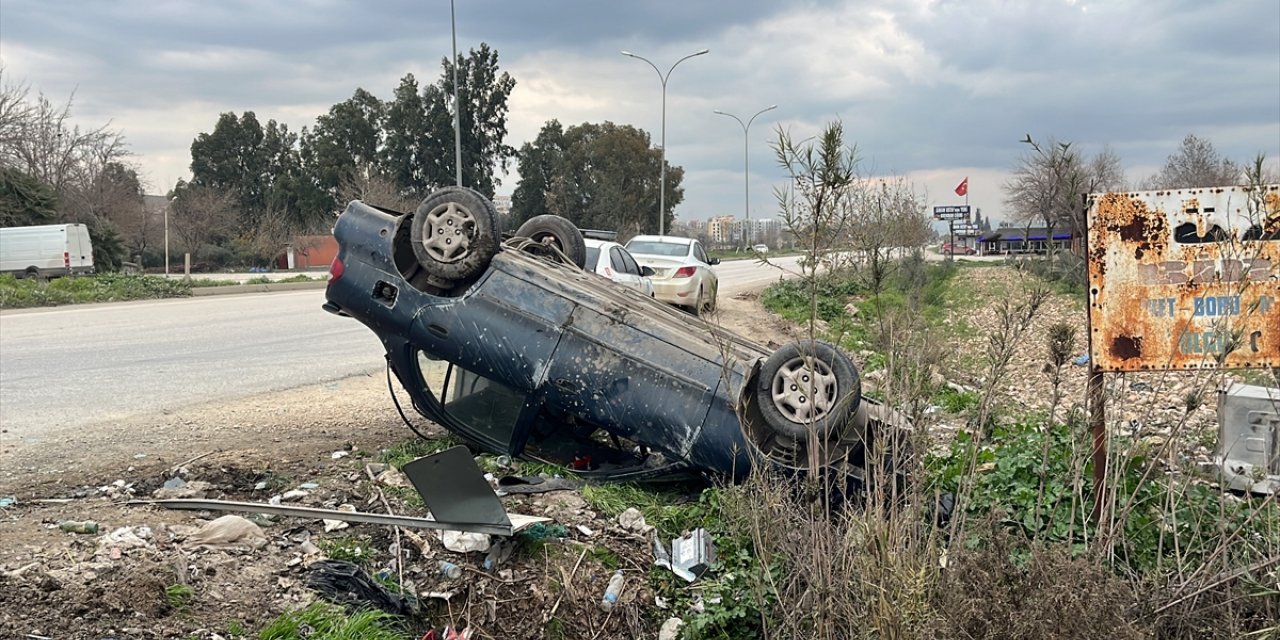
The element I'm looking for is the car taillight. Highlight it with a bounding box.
[329,256,344,282]
[673,266,697,278]
[64,251,70,269]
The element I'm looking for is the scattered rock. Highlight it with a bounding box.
[152,480,215,500]
[376,468,410,488]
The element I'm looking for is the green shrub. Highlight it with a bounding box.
[0,273,192,308]
[929,414,1086,545]
[927,413,1280,575]
[257,602,402,640]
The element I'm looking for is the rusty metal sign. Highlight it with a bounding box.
[1086,185,1280,372]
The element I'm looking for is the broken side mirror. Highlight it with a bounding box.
[708,257,720,265]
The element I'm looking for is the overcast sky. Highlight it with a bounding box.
[3,0,1278,226]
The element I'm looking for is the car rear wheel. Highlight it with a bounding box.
[747,340,862,469]
[409,187,501,282]
[514,215,587,269]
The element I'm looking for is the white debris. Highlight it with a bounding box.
[96,526,154,557]
[441,530,491,553]
[323,504,357,532]
[617,507,651,533]
[659,618,684,640]
[185,515,268,550]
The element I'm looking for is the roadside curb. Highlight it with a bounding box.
[190,281,328,296]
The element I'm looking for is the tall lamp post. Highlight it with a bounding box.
[713,104,776,244]
[450,0,463,186]
[621,48,709,236]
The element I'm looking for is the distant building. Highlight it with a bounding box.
[276,235,339,270]
[493,195,512,219]
[976,227,1074,254]
[736,218,778,245]
[707,215,736,246]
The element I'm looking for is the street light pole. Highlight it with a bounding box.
[450,0,463,187]
[713,105,776,244]
[621,48,708,236]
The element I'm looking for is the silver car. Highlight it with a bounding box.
[625,235,720,315]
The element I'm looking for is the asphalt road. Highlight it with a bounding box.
[0,290,384,445]
[0,256,802,444]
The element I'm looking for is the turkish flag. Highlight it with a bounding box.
[955,177,968,197]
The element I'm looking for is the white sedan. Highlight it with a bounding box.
[583,238,655,297]
[625,235,719,315]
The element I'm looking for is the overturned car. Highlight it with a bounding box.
[323,187,906,483]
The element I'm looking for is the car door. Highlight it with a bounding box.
[692,241,718,290]
[608,246,645,293]
[618,248,654,296]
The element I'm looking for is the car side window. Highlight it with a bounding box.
[584,246,601,270]
[609,247,628,273]
[619,249,641,276]
[693,243,709,264]
[416,353,524,448]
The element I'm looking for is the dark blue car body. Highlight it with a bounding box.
[324,200,780,481]
[323,185,903,484]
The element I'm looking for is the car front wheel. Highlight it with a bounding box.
[748,340,862,469]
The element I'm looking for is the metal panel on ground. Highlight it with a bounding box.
[1086,185,1279,372]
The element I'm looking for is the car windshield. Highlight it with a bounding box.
[416,352,524,447]
[627,241,689,257]
[584,246,600,269]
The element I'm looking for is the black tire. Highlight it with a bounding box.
[702,283,718,314]
[755,341,861,444]
[514,215,587,270]
[409,187,501,282]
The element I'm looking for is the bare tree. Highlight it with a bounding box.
[848,176,932,295]
[1144,133,1242,189]
[1086,145,1127,193]
[0,66,36,162]
[168,181,236,264]
[1004,135,1129,256]
[338,172,419,215]
[1004,136,1084,233]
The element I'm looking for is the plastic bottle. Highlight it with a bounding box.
[58,520,99,534]
[438,560,462,580]
[600,570,625,612]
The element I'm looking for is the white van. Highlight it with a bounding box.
[0,223,95,279]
